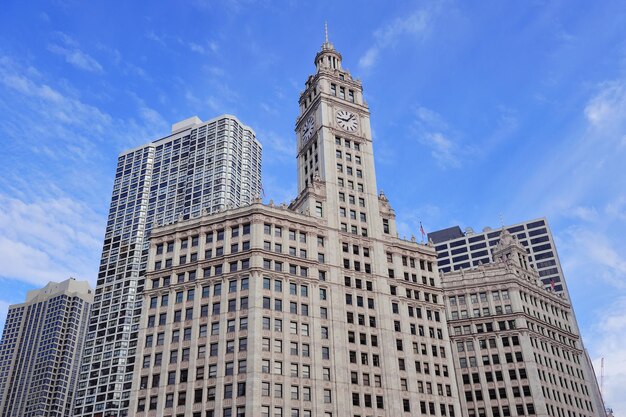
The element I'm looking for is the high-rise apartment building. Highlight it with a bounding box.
[0,278,93,417]
[442,230,605,417]
[74,115,262,417]
[429,218,570,296]
[129,35,461,416]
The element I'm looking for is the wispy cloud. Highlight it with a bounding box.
[0,195,104,287]
[47,33,103,73]
[409,103,516,170]
[564,205,599,222]
[588,296,626,413]
[256,129,294,163]
[0,57,108,123]
[0,55,168,154]
[359,5,438,69]
[552,196,626,411]
[146,30,167,47]
[411,106,471,168]
[0,56,111,163]
[260,102,278,115]
[189,41,219,55]
[97,43,151,81]
[506,76,626,220]
[204,65,225,77]
[0,54,176,294]
[561,225,626,288]
[146,30,219,57]
[190,0,252,13]
[395,203,442,240]
[422,132,459,167]
[606,197,626,221]
[584,79,626,129]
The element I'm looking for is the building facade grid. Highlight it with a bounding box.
[0,278,93,417]
[74,115,261,417]
[128,35,461,417]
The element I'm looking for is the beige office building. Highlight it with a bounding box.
[0,278,93,417]
[442,230,605,417]
[129,35,461,417]
[73,114,262,417]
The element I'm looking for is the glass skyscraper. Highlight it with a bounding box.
[73,115,262,417]
[428,218,571,296]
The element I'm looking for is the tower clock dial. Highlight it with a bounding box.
[301,116,315,142]
[336,109,358,132]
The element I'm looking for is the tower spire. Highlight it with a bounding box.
[325,21,329,44]
[315,21,341,71]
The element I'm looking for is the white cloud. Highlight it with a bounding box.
[139,105,167,126]
[48,44,103,73]
[584,79,626,129]
[565,205,599,222]
[257,129,294,162]
[553,196,626,412]
[606,197,626,221]
[189,41,219,55]
[189,42,205,54]
[206,96,226,114]
[260,102,278,115]
[0,56,176,293]
[146,30,167,47]
[421,132,460,168]
[204,65,225,77]
[505,76,626,221]
[588,297,626,413]
[395,204,442,240]
[359,48,379,70]
[0,195,104,287]
[0,55,169,157]
[521,81,626,414]
[416,106,448,128]
[359,5,436,69]
[47,34,103,73]
[191,0,250,13]
[146,31,219,57]
[566,228,626,281]
[411,105,470,169]
[0,57,111,130]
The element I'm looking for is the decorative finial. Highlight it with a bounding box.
[325,21,329,43]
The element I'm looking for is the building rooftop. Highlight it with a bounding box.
[428,226,464,244]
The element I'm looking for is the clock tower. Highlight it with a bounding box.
[291,27,397,239]
[129,27,462,417]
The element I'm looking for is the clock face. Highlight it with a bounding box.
[336,109,358,132]
[301,116,315,142]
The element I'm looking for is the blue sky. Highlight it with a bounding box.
[1,0,625,411]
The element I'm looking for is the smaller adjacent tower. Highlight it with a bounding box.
[441,230,606,417]
[0,278,93,417]
[428,218,572,296]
